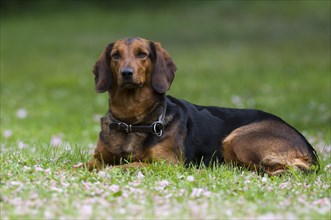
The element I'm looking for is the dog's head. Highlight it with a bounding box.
[93,37,177,94]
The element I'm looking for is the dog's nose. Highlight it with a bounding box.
[121,68,134,78]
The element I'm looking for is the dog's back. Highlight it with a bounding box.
[166,95,319,174]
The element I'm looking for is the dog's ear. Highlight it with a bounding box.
[150,42,177,94]
[93,43,114,93]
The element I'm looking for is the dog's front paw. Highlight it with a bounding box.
[73,162,85,169]
[73,159,103,171]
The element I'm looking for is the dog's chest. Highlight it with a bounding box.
[100,113,149,161]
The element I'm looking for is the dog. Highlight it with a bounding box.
[80,37,319,175]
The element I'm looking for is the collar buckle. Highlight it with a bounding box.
[118,122,131,133]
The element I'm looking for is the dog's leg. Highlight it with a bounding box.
[73,158,103,171]
[74,138,117,171]
[222,120,317,175]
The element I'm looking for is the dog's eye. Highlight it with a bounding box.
[137,51,148,59]
[111,52,121,60]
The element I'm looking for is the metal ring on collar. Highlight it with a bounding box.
[152,121,164,137]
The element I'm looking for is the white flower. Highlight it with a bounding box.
[158,180,170,188]
[137,171,145,180]
[279,181,291,190]
[34,165,44,172]
[186,175,195,182]
[129,180,141,187]
[81,205,93,216]
[18,141,27,149]
[44,168,52,175]
[3,129,12,138]
[324,164,331,172]
[23,166,31,171]
[109,185,120,193]
[191,188,212,198]
[50,135,62,147]
[44,210,53,219]
[61,180,70,188]
[98,171,107,178]
[10,181,23,186]
[313,198,331,206]
[49,186,63,193]
[16,108,28,119]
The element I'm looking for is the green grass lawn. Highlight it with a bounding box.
[1,1,330,219]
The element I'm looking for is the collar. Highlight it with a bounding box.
[108,103,167,137]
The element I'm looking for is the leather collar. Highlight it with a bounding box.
[108,103,166,137]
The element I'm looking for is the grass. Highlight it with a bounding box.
[1,145,330,219]
[1,145,331,219]
[1,1,330,219]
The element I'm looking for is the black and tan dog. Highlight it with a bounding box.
[81,37,319,175]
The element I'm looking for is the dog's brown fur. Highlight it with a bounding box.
[79,37,319,175]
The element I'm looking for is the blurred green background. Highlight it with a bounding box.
[1,0,330,148]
